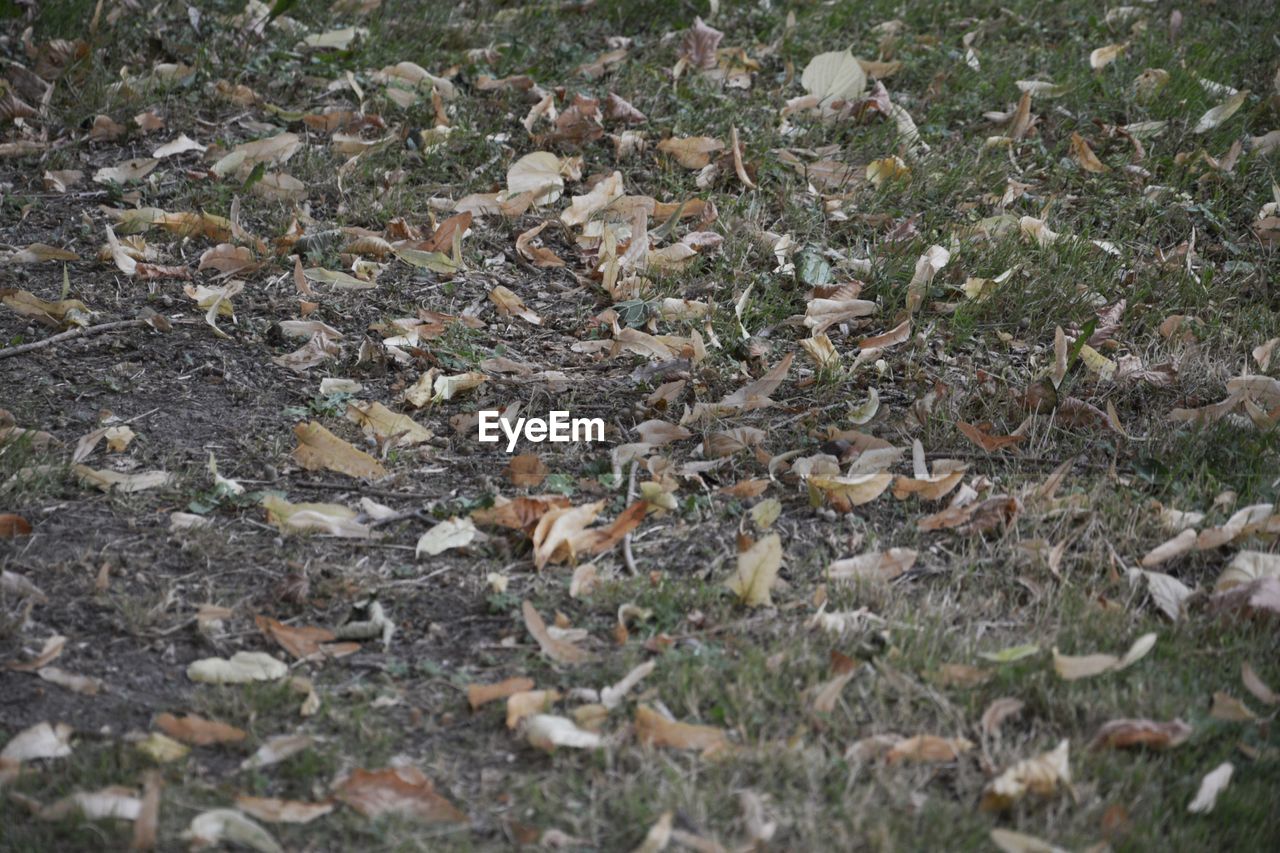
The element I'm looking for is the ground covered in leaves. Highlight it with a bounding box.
[1,0,1279,850]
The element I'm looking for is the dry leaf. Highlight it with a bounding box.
[468,677,536,710]
[234,796,334,825]
[525,715,604,752]
[154,713,246,746]
[416,517,478,557]
[1188,762,1233,813]
[884,735,973,764]
[335,766,466,823]
[292,421,387,479]
[981,739,1070,811]
[183,809,283,853]
[523,601,592,664]
[1089,718,1191,750]
[187,652,287,684]
[634,705,728,754]
[726,533,783,607]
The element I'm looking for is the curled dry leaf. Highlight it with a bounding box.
[525,714,604,752]
[726,533,783,608]
[183,809,283,853]
[187,651,288,684]
[235,796,334,825]
[523,601,592,665]
[241,735,314,771]
[261,494,372,538]
[1052,632,1156,680]
[74,466,173,493]
[981,739,1070,812]
[828,548,917,583]
[656,136,724,170]
[467,676,535,710]
[1,721,74,763]
[1187,762,1233,813]
[981,698,1025,737]
[346,401,433,447]
[334,766,466,824]
[634,705,729,755]
[884,735,973,765]
[1241,662,1279,706]
[154,713,246,746]
[1089,718,1191,751]
[490,285,543,324]
[1193,90,1248,134]
[38,785,142,822]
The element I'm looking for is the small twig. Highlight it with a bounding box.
[622,460,640,576]
[0,318,196,360]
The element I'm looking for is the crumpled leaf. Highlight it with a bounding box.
[656,136,724,170]
[489,285,542,324]
[523,601,592,664]
[183,809,283,853]
[726,533,782,607]
[1,721,73,763]
[240,734,314,770]
[261,494,372,538]
[346,401,433,447]
[885,735,974,765]
[467,677,536,710]
[186,651,288,684]
[981,739,1070,811]
[1089,718,1191,751]
[1,288,92,328]
[524,714,604,752]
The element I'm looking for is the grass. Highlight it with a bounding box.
[2,0,1279,850]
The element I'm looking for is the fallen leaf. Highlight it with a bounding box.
[468,677,536,710]
[1,721,74,763]
[334,766,466,824]
[801,50,867,103]
[292,421,387,479]
[884,735,973,764]
[726,533,783,607]
[1052,633,1156,680]
[241,735,314,770]
[523,600,592,664]
[187,652,288,684]
[827,548,917,583]
[634,705,729,754]
[1241,662,1279,705]
[155,713,246,746]
[981,698,1025,736]
[525,715,604,751]
[416,517,478,557]
[1187,762,1233,813]
[981,739,1070,811]
[39,785,142,822]
[235,796,334,825]
[1089,718,1191,750]
[183,809,283,853]
[1193,90,1249,134]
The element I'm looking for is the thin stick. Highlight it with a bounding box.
[622,460,639,576]
[0,318,194,360]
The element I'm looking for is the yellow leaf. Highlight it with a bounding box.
[726,533,783,607]
[291,421,387,479]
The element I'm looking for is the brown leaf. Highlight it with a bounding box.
[468,677,536,710]
[255,615,337,660]
[154,713,246,746]
[522,601,592,665]
[1242,662,1279,706]
[0,514,33,538]
[980,698,1025,736]
[885,735,973,764]
[956,422,1025,452]
[129,771,162,850]
[1069,132,1109,172]
[234,796,333,825]
[1089,718,1191,750]
[334,766,466,824]
[635,705,729,754]
[1209,692,1256,722]
[292,421,387,479]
